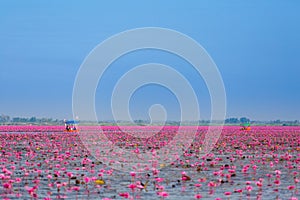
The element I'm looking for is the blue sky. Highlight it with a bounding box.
[1,1,300,121]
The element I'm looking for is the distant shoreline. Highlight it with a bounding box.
[0,123,299,127]
[1,115,299,126]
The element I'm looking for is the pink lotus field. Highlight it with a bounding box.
[0,126,299,200]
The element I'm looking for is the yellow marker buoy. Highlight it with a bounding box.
[95,179,105,185]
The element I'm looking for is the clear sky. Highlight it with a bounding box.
[1,1,300,121]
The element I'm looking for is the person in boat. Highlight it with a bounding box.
[66,125,70,131]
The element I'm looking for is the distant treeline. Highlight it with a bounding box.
[0,114,63,125]
[225,117,299,126]
[0,114,299,126]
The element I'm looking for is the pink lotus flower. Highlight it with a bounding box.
[119,192,130,198]
[208,181,216,187]
[158,191,169,197]
[130,172,136,177]
[3,182,12,189]
[246,185,253,192]
[72,186,80,191]
[128,183,136,190]
[224,191,231,196]
[274,170,281,175]
[15,177,22,183]
[84,177,90,183]
[67,172,73,178]
[155,177,164,183]
[235,189,243,193]
[256,181,263,187]
[274,179,281,185]
[288,185,295,190]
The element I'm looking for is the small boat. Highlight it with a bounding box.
[64,120,79,132]
[240,123,251,131]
